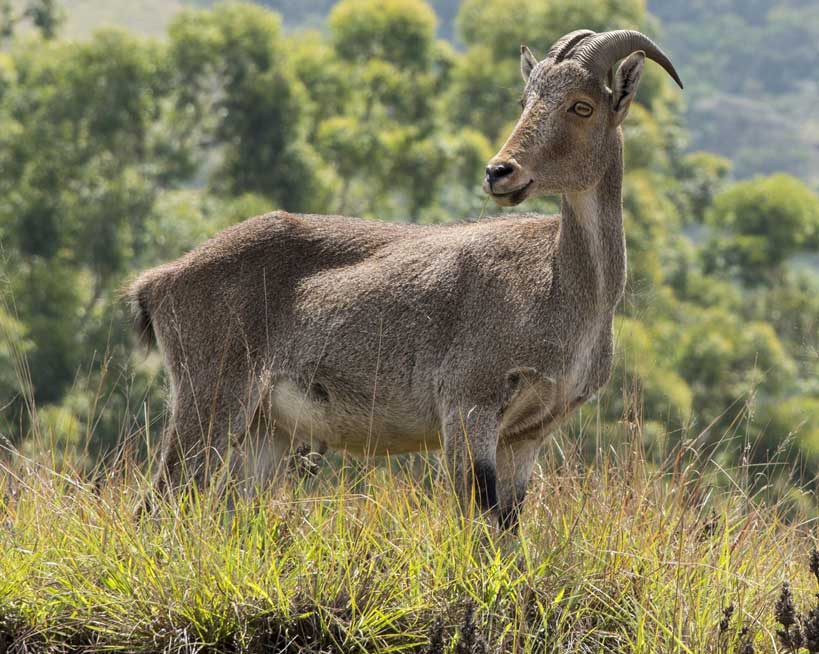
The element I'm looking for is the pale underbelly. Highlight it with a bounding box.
[268,378,440,456]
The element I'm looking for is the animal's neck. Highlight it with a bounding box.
[557,143,626,313]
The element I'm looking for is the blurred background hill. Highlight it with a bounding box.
[0,0,818,490]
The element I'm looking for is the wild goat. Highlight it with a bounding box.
[128,29,682,528]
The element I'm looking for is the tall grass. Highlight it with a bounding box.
[1,423,817,653]
[1,287,817,653]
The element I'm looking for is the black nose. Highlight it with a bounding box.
[485,162,515,184]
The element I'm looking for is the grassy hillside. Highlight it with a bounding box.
[0,436,815,653]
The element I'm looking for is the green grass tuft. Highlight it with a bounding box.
[0,437,816,653]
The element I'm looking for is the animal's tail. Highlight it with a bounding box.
[125,274,157,350]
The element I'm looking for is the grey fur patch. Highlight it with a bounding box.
[500,367,558,437]
[309,381,330,403]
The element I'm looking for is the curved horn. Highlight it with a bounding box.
[545,29,596,63]
[574,29,683,89]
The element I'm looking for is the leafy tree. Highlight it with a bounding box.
[315,116,377,213]
[288,31,353,137]
[675,151,732,224]
[753,395,819,475]
[0,30,171,404]
[621,170,683,306]
[446,46,518,144]
[675,308,797,428]
[746,271,819,393]
[0,1,13,41]
[0,0,63,42]
[315,0,456,220]
[168,3,336,212]
[330,0,437,70]
[24,0,63,39]
[0,302,31,420]
[703,174,819,283]
[9,259,85,404]
[610,316,693,429]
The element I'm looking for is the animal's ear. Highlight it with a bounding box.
[520,45,537,82]
[611,50,645,126]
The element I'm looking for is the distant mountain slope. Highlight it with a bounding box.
[55,0,460,39]
[647,0,819,188]
[58,0,190,37]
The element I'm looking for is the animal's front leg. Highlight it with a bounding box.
[496,437,543,532]
[441,405,501,521]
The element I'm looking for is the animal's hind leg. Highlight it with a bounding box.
[151,364,258,502]
[496,437,543,531]
[151,385,213,500]
[441,405,501,520]
[227,409,293,499]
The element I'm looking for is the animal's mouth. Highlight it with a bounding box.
[488,180,533,206]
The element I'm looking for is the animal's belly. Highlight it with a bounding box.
[269,379,440,456]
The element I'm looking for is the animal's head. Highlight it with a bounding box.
[483,30,683,206]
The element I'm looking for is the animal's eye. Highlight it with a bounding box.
[569,101,593,117]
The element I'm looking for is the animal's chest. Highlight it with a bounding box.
[499,317,612,439]
[562,317,610,400]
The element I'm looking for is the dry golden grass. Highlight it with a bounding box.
[1,425,817,653]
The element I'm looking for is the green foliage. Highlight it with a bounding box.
[676,309,797,426]
[0,0,63,41]
[622,169,683,300]
[9,259,85,404]
[446,45,519,142]
[457,0,645,58]
[704,174,819,282]
[763,396,819,464]
[611,316,693,428]
[675,151,733,224]
[0,449,815,652]
[168,3,335,212]
[0,303,30,411]
[288,31,353,132]
[24,0,63,39]
[308,0,461,220]
[329,0,437,69]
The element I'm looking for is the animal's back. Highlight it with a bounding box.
[128,211,413,356]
